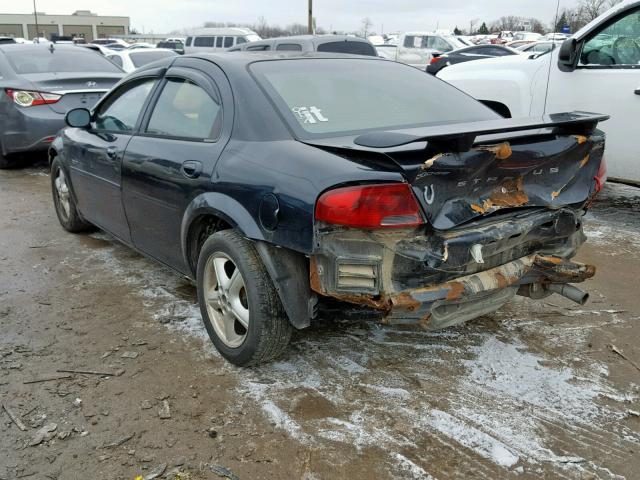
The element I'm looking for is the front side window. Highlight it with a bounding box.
[194,36,214,47]
[92,79,156,132]
[581,8,640,66]
[236,37,247,45]
[428,36,453,52]
[252,58,498,137]
[146,78,222,140]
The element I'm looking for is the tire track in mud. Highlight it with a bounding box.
[58,185,640,480]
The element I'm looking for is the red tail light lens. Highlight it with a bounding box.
[315,183,424,229]
[594,157,607,193]
[430,56,442,64]
[5,89,62,107]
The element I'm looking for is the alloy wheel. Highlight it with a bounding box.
[203,252,250,348]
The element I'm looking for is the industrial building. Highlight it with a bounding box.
[0,10,129,42]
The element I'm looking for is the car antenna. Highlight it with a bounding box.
[543,0,561,115]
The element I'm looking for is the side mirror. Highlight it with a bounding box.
[65,108,91,128]
[558,38,577,71]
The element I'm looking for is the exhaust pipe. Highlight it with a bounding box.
[547,283,589,305]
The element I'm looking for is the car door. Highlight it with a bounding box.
[68,75,159,241]
[122,59,232,273]
[547,7,640,182]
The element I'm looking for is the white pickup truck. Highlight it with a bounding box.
[439,0,640,185]
[377,32,465,69]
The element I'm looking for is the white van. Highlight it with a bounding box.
[185,28,261,53]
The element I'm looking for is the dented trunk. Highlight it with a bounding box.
[307,120,605,329]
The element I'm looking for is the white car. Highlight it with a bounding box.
[439,0,640,185]
[105,48,178,73]
[375,32,466,69]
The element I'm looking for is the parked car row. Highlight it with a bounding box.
[1,1,637,367]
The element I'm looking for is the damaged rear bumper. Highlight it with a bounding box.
[310,207,595,329]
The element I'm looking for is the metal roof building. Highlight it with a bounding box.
[0,10,129,42]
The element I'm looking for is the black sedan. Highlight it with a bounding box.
[426,44,520,75]
[0,44,123,168]
[50,53,607,366]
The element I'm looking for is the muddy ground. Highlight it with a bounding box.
[1,159,639,480]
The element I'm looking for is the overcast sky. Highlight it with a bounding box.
[9,0,577,34]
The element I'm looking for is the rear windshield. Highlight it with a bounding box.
[251,58,498,137]
[5,47,122,74]
[317,41,376,56]
[130,50,177,67]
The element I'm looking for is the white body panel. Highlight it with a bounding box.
[439,0,640,184]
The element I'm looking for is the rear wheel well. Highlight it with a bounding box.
[187,214,232,274]
[480,100,512,118]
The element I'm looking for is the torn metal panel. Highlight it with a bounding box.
[410,133,605,229]
[310,206,594,328]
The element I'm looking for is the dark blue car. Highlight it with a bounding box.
[49,52,608,366]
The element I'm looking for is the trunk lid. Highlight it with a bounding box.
[303,112,607,229]
[22,72,122,113]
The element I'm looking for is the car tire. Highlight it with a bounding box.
[51,158,92,233]
[197,229,292,366]
[0,151,16,169]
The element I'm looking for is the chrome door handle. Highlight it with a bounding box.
[106,146,118,159]
[635,88,640,95]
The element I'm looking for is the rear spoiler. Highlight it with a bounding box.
[353,111,609,151]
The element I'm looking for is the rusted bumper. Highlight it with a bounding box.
[310,207,595,329]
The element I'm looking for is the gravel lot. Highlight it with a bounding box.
[1,159,639,480]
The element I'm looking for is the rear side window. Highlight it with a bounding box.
[130,50,176,67]
[224,37,234,48]
[216,37,223,48]
[146,78,222,140]
[317,41,376,56]
[276,43,303,51]
[194,36,214,47]
[93,79,156,132]
[5,47,122,74]
[185,37,192,46]
[107,54,123,68]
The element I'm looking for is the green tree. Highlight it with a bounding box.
[478,22,489,34]
[555,11,568,32]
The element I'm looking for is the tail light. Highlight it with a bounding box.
[315,183,424,229]
[594,158,607,193]
[430,56,443,64]
[5,89,62,107]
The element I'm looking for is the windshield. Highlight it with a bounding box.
[5,47,122,74]
[251,58,498,138]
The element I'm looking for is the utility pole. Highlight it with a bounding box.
[307,0,313,34]
[33,0,40,41]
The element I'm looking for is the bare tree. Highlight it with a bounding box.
[361,17,373,37]
[579,0,608,22]
[469,18,479,35]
